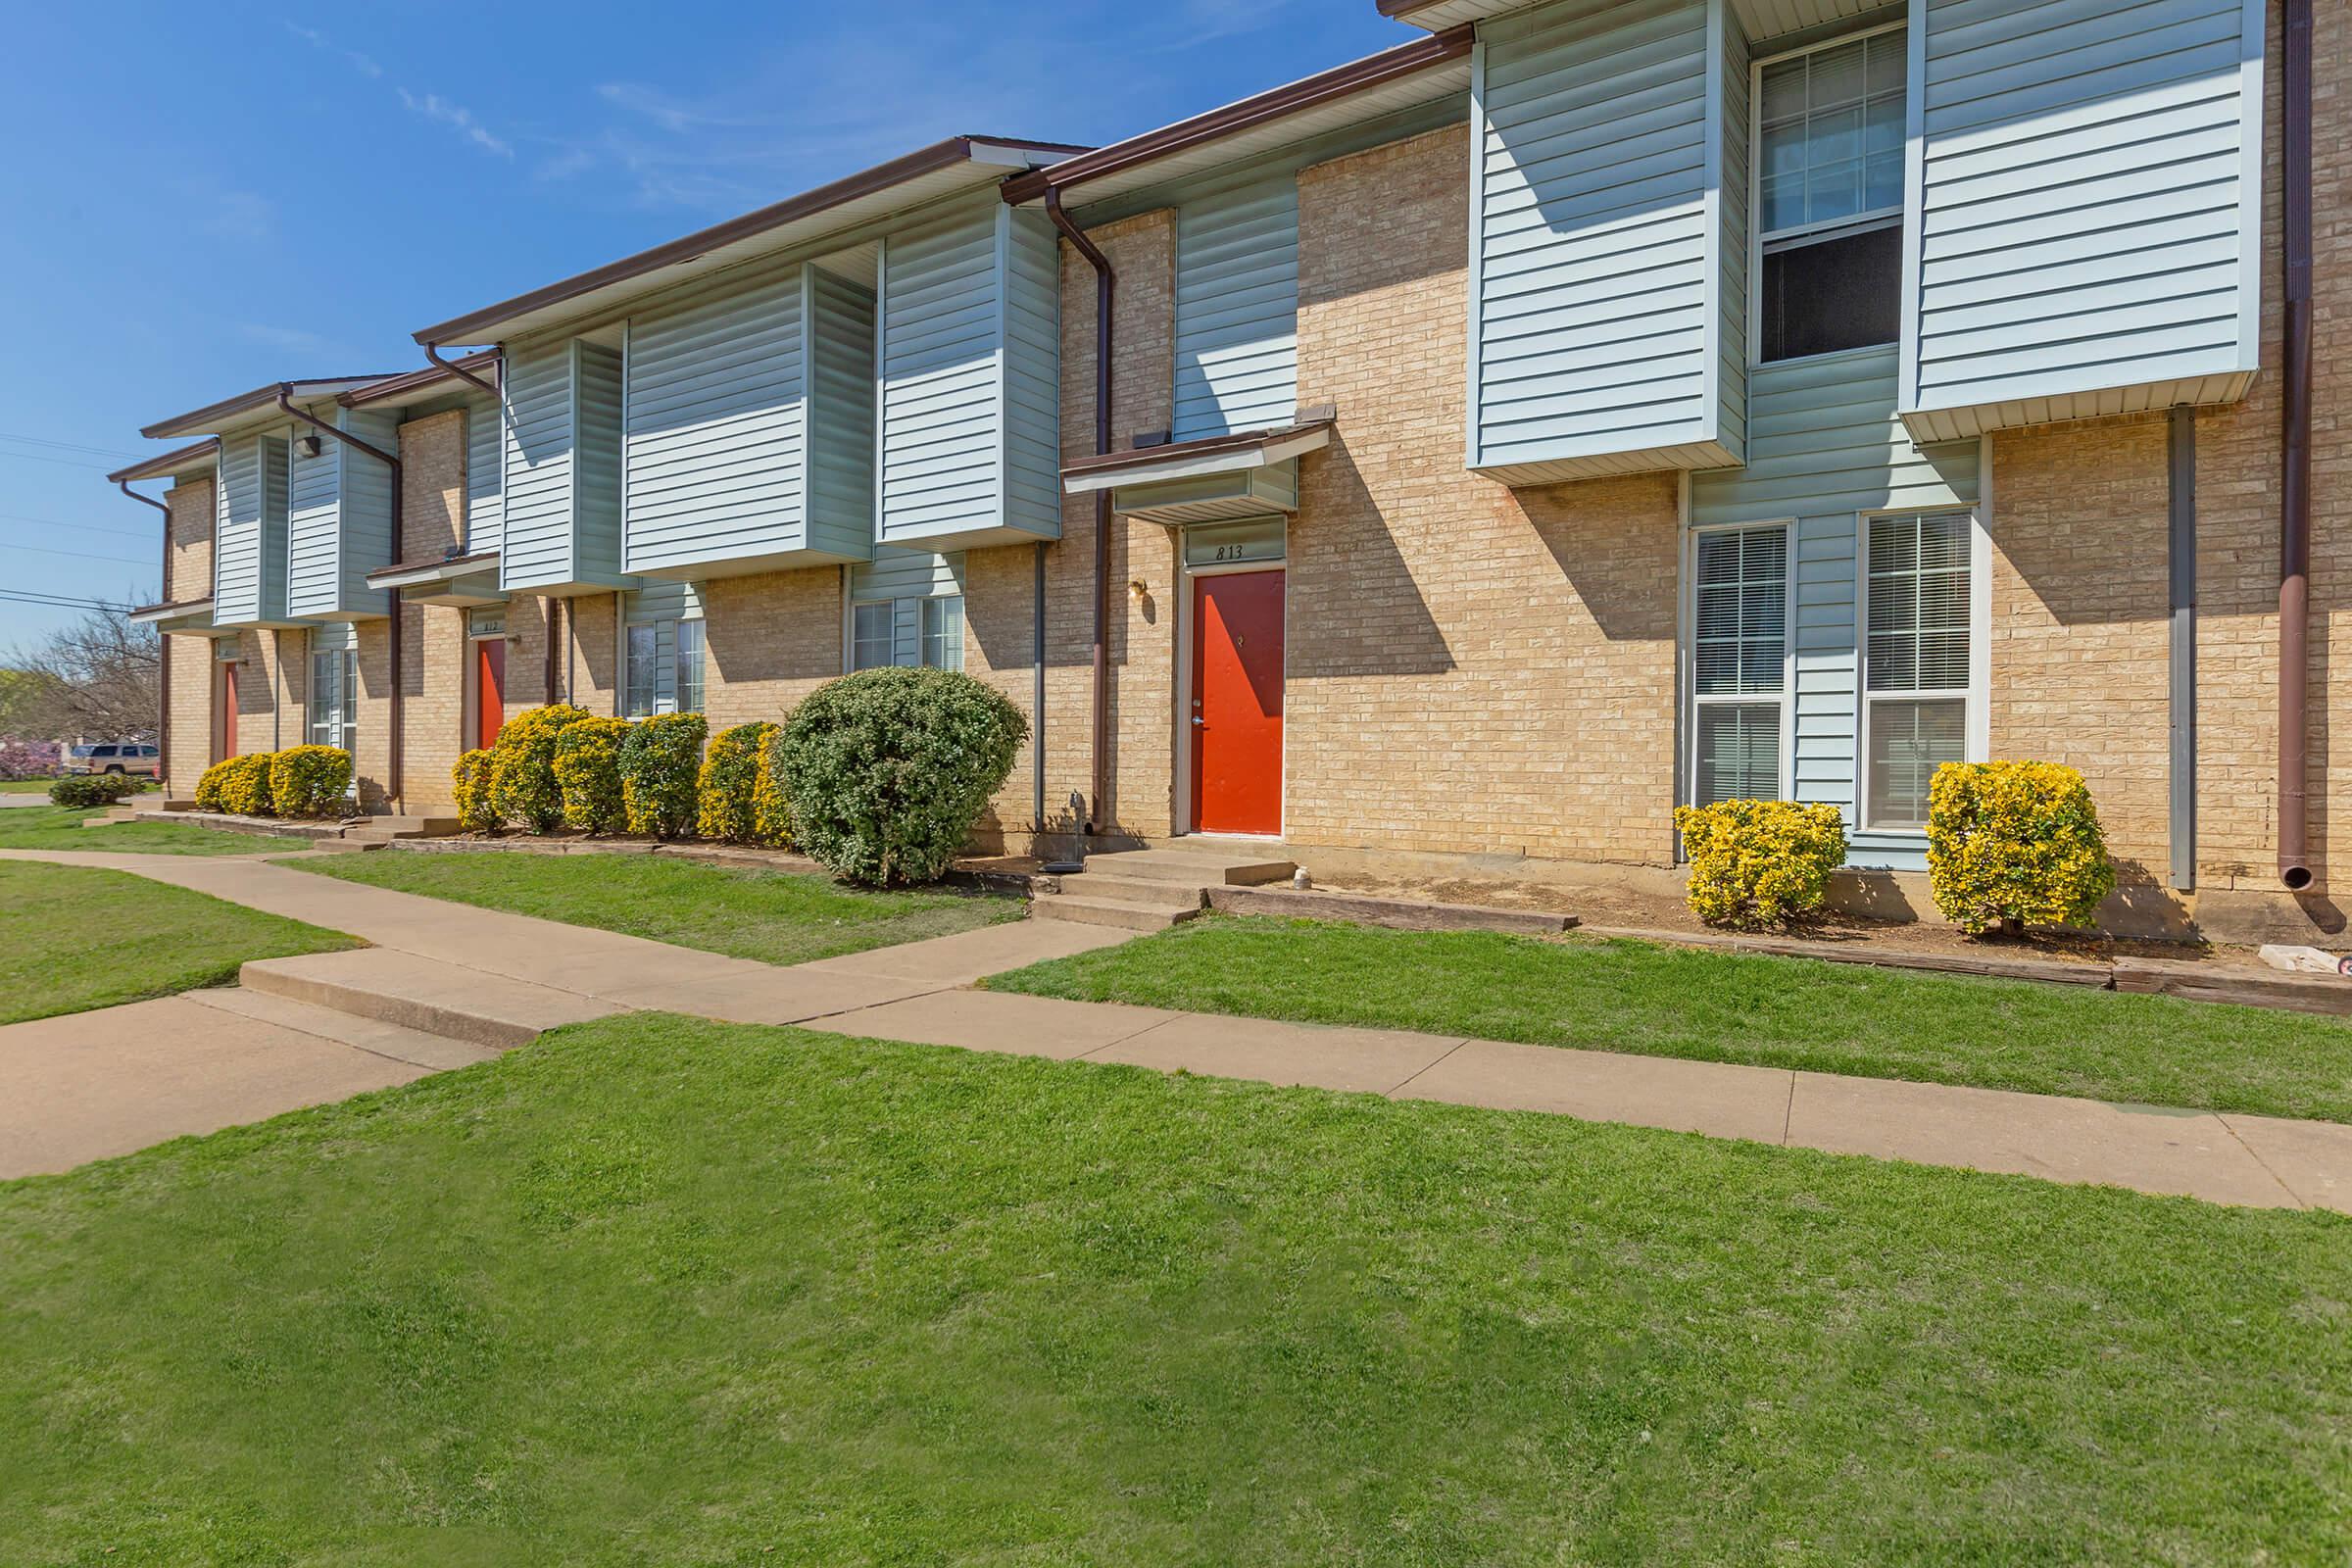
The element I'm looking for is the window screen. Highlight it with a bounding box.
[920,596,963,672]
[852,602,894,671]
[674,620,705,714]
[1865,512,1972,827]
[624,623,658,717]
[1691,525,1788,806]
[1755,29,1905,363]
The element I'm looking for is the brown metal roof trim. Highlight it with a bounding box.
[105,438,220,484]
[1001,26,1474,205]
[1060,418,1336,477]
[129,597,211,618]
[1377,0,1446,15]
[367,550,498,582]
[340,351,501,407]
[411,135,1092,347]
[139,377,404,439]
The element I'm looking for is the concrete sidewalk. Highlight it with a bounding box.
[6,846,2348,1213]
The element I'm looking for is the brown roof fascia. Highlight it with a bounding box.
[368,550,497,582]
[139,376,404,439]
[340,351,501,408]
[105,438,220,484]
[1377,0,1446,15]
[1001,26,1474,205]
[410,135,1093,347]
[1060,418,1335,477]
[129,597,209,617]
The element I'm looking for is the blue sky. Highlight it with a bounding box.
[0,0,1405,646]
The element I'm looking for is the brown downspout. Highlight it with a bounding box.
[1044,186,1113,837]
[423,342,501,400]
[120,479,173,786]
[2278,0,2315,891]
[277,388,404,810]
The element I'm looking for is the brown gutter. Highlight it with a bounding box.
[104,438,220,485]
[412,135,1090,347]
[1046,187,1115,837]
[2278,0,2314,891]
[423,343,501,400]
[117,477,173,784]
[277,387,405,810]
[142,376,404,440]
[1001,26,1474,205]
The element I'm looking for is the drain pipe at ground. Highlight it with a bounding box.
[119,478,173,788]
[1044,186,1113,840]
[2278,0,2315,892]
[277,387,403,810]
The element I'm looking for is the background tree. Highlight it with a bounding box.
[3,607,159,743]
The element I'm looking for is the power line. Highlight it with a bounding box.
[0,588,134,613]
[0,448,122,473]
[0,540,151,566]
[0,430,144,462]
[0,511,159,542]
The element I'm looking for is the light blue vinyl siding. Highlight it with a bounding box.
[213,431,293,626]
[286,408,397,619]
[807,269,878,562]
[1469,0,1743,481]
[877,193,1061,551]
[464,390,502,556]
[1715,11,1749,456]
[1172,174,1299,440]
[502,338,625,592]
[1902,0,2263,435]
[1690,346,1977,871]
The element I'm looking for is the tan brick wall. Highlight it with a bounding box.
[563,593,620,717]
[700,568,842,729]
[230,628,299,757]
[161,476,216,794]
[165,476,212,604]
[165,634,216,793]
[1986,413,2174,883]
[1287,125,1681,864]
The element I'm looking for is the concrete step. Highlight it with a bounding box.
[309,839,387,854]
[1053,870,1212,906]
[1031,893,1204,932]
[239,949,623,1051]
[1077,848,1296,886]
[186,986,503,1071]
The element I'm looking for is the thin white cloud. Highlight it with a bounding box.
[282,20,382,78]
[397,89,515,160]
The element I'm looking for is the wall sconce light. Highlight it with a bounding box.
[297,434,323,459]
[1128,578,1148,598]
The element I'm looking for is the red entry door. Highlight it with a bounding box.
[475,639,506,752]
[1191,569,1285,835]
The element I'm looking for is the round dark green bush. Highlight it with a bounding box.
[776,667,1025,886]
[49,772,142,808]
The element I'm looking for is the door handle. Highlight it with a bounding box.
[1191,716,1206,726]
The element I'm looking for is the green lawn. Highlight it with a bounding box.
[988,914,2352,1123]
[290,850,1022,965]
[0,778,55,792]
[1,1013,2345,1564]
[0,860,356,1024]
[0,804,277,857]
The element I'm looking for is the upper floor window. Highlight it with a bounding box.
[1756,28,1906,363]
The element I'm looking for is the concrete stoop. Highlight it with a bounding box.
[239,949,621,1051]
[1031,843,1296,931]
[125,808,461,847]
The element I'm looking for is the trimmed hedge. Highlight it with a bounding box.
[776,667,1025,886]
[554,717,630,835]
[48,772,142,808]
[697,721,777,844]
[268,745,354,818]
[453,750,500,834]
[1927,760,2116,936]
[1672,799,1848,931]
[619,712,706,840]
[489,704,590,834]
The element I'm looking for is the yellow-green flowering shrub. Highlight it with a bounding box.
[553,717,629,835]
[1672,799,1848,930]
[1927,760,2115,936]
[193,757,240,812]
[214,753,274,817]
[618,711,706,839]
[453,750,500,833]
[753,725,794,850]
[489,703,590,834]
[697,720,777,844]
[268,745,354,818]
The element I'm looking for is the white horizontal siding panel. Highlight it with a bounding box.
[1901,0,2263,433]
[501,338,575,590]
[212,432,266,625]
[1469,0,1741,480]
[464,390,502,556]
[285,418,340,619]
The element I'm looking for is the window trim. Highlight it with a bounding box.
[1853,502,1992,834]
[1748,18,1910,368]
[1682,517,1798,808]
[845,588,966,673]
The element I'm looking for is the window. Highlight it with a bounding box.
[674,620,705,713]
[850,594,964,672]
[308,648,358,760]
[1756,28,1906,363]
[1864,511,1972,827]
[1690,525,1788,805]
[625,624,658,717]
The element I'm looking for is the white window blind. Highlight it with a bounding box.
[1865,512,1972,827]
[851,593,964,672]
[1690,525,1788,805]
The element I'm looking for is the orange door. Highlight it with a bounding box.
[218,661,236,761]
[1191,569,1285,835]
[475,639,506,752]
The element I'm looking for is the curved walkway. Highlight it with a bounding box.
[5,847,2347,1213]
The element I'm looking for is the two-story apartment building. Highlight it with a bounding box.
[122,0,2342,943]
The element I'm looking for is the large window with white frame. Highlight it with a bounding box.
[624,612,706,717]
[1862,510,1974,828]
[850,592,964,672]
[1754,25,1906,363]
[1689,523,1791,806]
